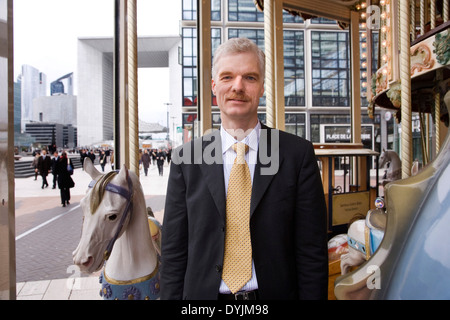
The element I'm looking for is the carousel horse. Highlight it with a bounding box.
[379,149,402,185]
[72,159,161,300]
[340,198,387,275]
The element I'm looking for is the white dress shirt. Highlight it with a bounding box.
[218,121,260,294]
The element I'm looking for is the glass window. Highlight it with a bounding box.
[183,0,221,21]
[310,114,350,143]
[311,31,350,107]
[228,28,265,48]
[228,0,263,22]
[182,27,221,107]
[228,0,303,23]
[285,113,306,138]
[284,30,305,106]
[182,28,197,106]
[282,11,304,24]
[310,17,336,24]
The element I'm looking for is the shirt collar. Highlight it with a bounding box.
[220,121,261,155]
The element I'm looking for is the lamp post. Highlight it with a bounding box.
[164,102,172,145]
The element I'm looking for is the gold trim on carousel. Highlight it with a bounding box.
[103,262,159,286]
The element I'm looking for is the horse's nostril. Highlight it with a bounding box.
[83,256,93,267]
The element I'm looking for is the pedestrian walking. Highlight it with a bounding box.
[141,149,151,176]
[99,150,107,172]
[31,152,41,180]
[37,149,52,189]
[156,148,165,176]
[55,151,75,207]
[167,147,172,164]
[51,150,59,189]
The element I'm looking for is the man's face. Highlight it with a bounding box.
[212,52,264,126]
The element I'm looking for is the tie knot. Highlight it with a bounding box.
[232,142,249,158]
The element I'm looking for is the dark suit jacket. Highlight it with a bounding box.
[38,155,52,177]
[160,124,328,300]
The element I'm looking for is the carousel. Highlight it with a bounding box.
[72,0,450,300]
[108,0,450,300]
[247,0,450,299]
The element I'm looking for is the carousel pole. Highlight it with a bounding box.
[198,0,212,135]
[399,0,412,179]
[116,0,129,170]
[274,0,285,130]
[435,70,442,155]
[444,0,449,21]
[127,0,139,176]
[264,0,275,127]
[430,0,441,156]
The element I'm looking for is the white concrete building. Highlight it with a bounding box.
[20,64,46,132]
[76,36,181,147]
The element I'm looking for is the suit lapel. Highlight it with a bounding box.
[197,125,283,219]
[198,131,227,222]
[250,125,283,217]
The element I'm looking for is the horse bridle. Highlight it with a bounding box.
[88,171,134,261]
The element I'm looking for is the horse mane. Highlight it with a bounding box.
[90,171,118,214]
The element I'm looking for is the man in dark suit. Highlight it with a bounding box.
[160,38,328,300]
[38,149,52,189]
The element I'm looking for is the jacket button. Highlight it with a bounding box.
[215,265,222,272]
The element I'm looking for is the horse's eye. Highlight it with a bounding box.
[108,214,117,221]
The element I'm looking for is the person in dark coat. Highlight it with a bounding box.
[51,151,59,189]
[37,149,52,189]
[156,148,165,176]
[99,150,107,172]
[141,149,151,176]
[55,151,75,207]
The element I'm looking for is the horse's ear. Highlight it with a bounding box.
[117,164,129,183]
[84,158,102,180]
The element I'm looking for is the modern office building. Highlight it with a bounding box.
[32,94,77,127]
[14,77,21,134]
[179,0,390,153]
[50,72,74,96]
[20,64,47,132]
[24,122,77,149]
[75,1,399,153]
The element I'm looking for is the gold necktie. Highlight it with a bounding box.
[222,142,252,293]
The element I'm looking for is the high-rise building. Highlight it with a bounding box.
[20,64,47,132]
[51,72,74,96]
[14,76,21,133]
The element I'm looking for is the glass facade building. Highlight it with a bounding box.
[180,0,382,152]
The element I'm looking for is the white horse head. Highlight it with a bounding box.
[72,159,133,273]
[73,159,160,299]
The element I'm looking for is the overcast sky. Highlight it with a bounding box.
[14,0,181,125]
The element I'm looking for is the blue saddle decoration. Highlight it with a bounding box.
[99,263,160,300]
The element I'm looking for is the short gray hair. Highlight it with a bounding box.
[211,37,265,80]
